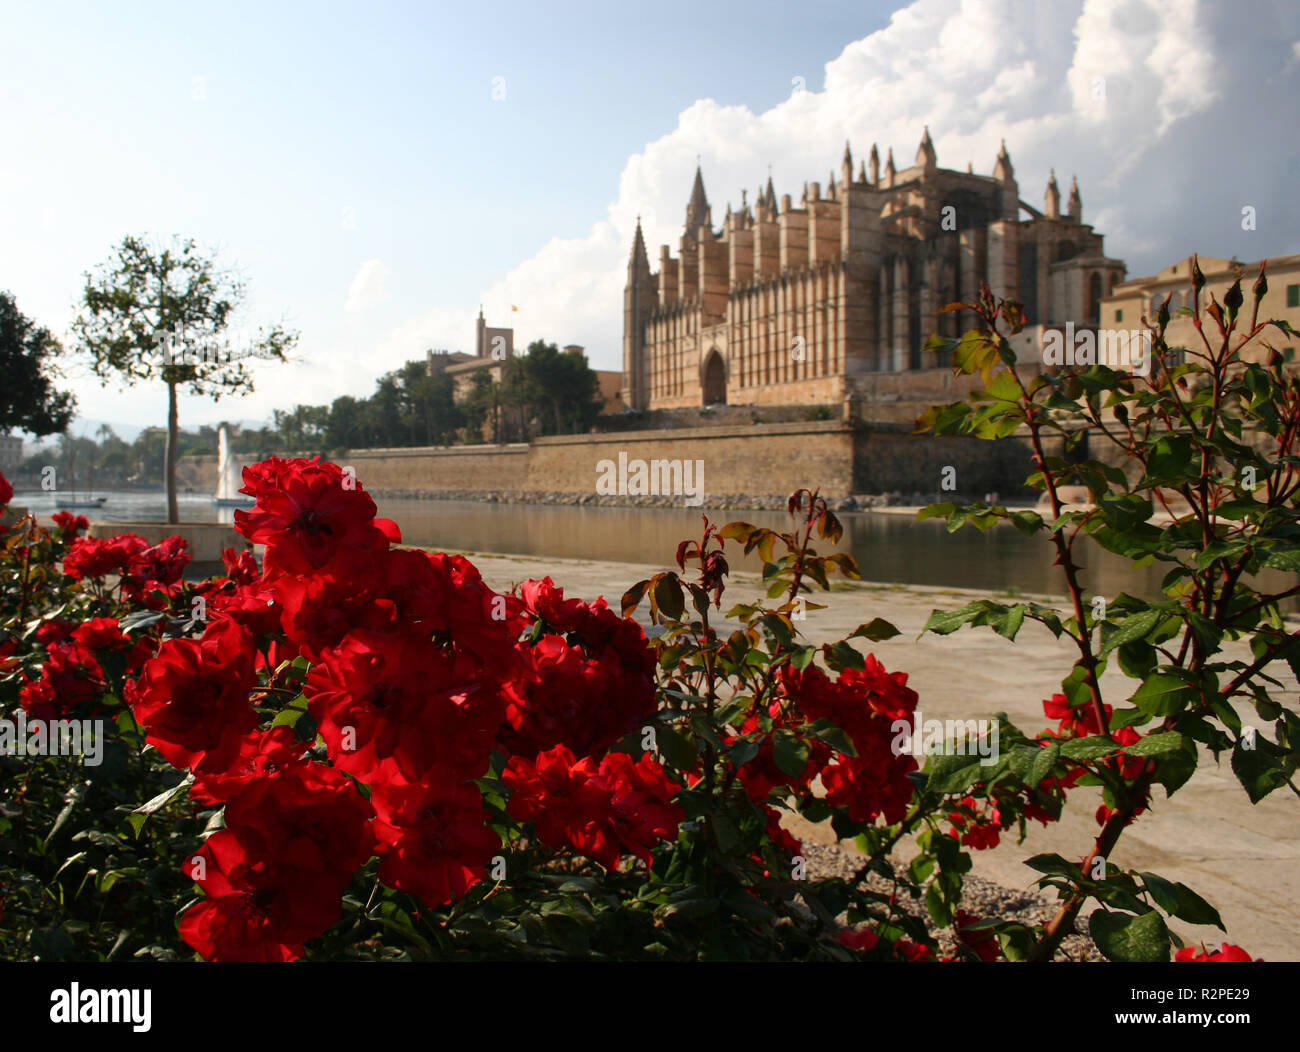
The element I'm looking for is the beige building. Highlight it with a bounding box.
[623,131,1127,411]
[427,309,623,418]
[1100,254,1300,368]
[0,433,22,472]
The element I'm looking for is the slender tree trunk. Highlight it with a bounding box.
[165,380,179,524]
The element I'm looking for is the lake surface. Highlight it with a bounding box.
[14,488,1294,605]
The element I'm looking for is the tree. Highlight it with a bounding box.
[0,291,76,437]
[71,235,298,523]
[521,340,602,434]
[461,370,497,443]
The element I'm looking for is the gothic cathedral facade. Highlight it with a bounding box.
[621,131,1126,410]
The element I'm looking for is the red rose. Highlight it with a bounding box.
[221,761,375,877]
[19,641,103,720]
[370,778,502,907]
[209,582,283,638]
[838,927,879,953]
[179,818,355,962]
[63,534,148,580]
[504,745,682,870]
[954,910,1000,961]
[1042,693,1113,738]
[191,726,311,805]
[129,618,259,773]
[306,630,503,784]
[221,546,261,585]
[235,457,389,577]
[1175,942,1260,962]
[71,616,130,652]
[51,511,89,540]
[500,580,655,760]
[0,470,12,507]
[34,618,76,646]
[781,657,918,756]
[126,535,191,591]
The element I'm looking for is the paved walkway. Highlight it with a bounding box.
[464,550,1300,962]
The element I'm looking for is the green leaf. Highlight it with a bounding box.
[772,730,811,778]
[1060,735,1118,761]
[1140,872,1226,931]
[1024,853,1082,879]
[1089,908,1171,962]
[1007,741,1060,786]
[807,719,857,758]
[1122,732,1186,757]
[1129,671,1198,717]
[654,725,698,771]
[1097,609,1161,658]
[1231,737,1289,803]
[132,774,194,819]
[923,751,985,795]
[851,618,900,642]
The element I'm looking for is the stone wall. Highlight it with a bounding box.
[175,455,218,493]
[525,421,855,497]
[346,444,530,492]
[173,420,1041,505]
[852,423,1036,497]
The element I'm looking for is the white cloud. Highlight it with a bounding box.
[344,258,389,313]
[339,0,1299,384]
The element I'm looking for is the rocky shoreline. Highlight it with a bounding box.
[367,488,947,512]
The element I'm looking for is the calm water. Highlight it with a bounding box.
[14,488,1294,605]
[371,498,1297,606]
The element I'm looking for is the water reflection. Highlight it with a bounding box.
[373,498,1297,605]
[15,489,1293,606]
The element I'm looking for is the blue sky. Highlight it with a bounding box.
[3,0,1299,443]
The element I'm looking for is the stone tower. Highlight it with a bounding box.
[622,218,655,411]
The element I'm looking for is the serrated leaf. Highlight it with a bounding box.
[1089,908,1170,962]
[1121,732,1185,757]
[772,730,811,778]
[653,725,698,772]
[1097,609,1161,658]
[851,618,900,642]
[1130,671,1198,717]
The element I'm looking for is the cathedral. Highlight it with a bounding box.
[621,130,1126,411]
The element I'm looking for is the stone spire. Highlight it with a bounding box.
[628,217,651,277]
[827,170,837,200]
[841,140,853,184]
[1067,175,1082,221]
[993,139,1014,183]
[884,147,896,186]
[857,159,866,183]
[765,173,777,211]
[868,143,880,186]
[1045,169,1060,219]
[685,166,711,233]
[916,125,936,171]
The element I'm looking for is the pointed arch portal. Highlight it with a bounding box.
[702,349,727,406]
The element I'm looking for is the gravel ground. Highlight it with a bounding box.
[801,839,1103,961]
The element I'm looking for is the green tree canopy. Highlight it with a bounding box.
[71,235,298,522]
[0,291,75,438]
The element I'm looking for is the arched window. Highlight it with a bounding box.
[1088,272,1102,325]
